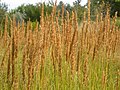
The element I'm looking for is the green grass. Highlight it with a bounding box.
[116,17,120,28]
[0,46,120,90]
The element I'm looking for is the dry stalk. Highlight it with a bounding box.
[11,27,15,85]
[55,15,62,76]
[83,53,88,86]
[3,16,8,46]
[7,41,11,82]
[22,45,26,83]
[88,0,91,24]
[102,71,106,90]
[66,11,72,62]
[69,11,78,75]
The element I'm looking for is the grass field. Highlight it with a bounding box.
[0,1,120,90]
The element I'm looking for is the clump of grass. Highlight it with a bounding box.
[0,0,120,90]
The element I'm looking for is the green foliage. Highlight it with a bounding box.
[0,2,8,22]
[111,2,120,17]
[57,1,73,17]
[116,17,120,28]
[10,3,53,23]
[90,0,120,17]
[8,1,86,23]
[73,0,86,22]
[56,0,86,22]
[12,4,41,22]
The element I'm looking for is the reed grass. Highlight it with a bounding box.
[0,0,120,90]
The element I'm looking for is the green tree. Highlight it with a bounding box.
[73,0,86,21]
[15,4,41,22]
[0,2,8,22]
[11,2,53,22]
[56,1,72,17]
[90,0,120,17]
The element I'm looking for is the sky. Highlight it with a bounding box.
[1,0,87,10]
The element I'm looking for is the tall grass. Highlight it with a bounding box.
[0,1,120,90]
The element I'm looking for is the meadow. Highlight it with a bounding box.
[0,1,120,90]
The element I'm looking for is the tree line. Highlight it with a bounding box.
[0,0,120,23]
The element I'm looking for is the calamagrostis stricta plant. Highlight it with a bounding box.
[88,0,91,24]
[69,11,78,75]
[3,16,9,47]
